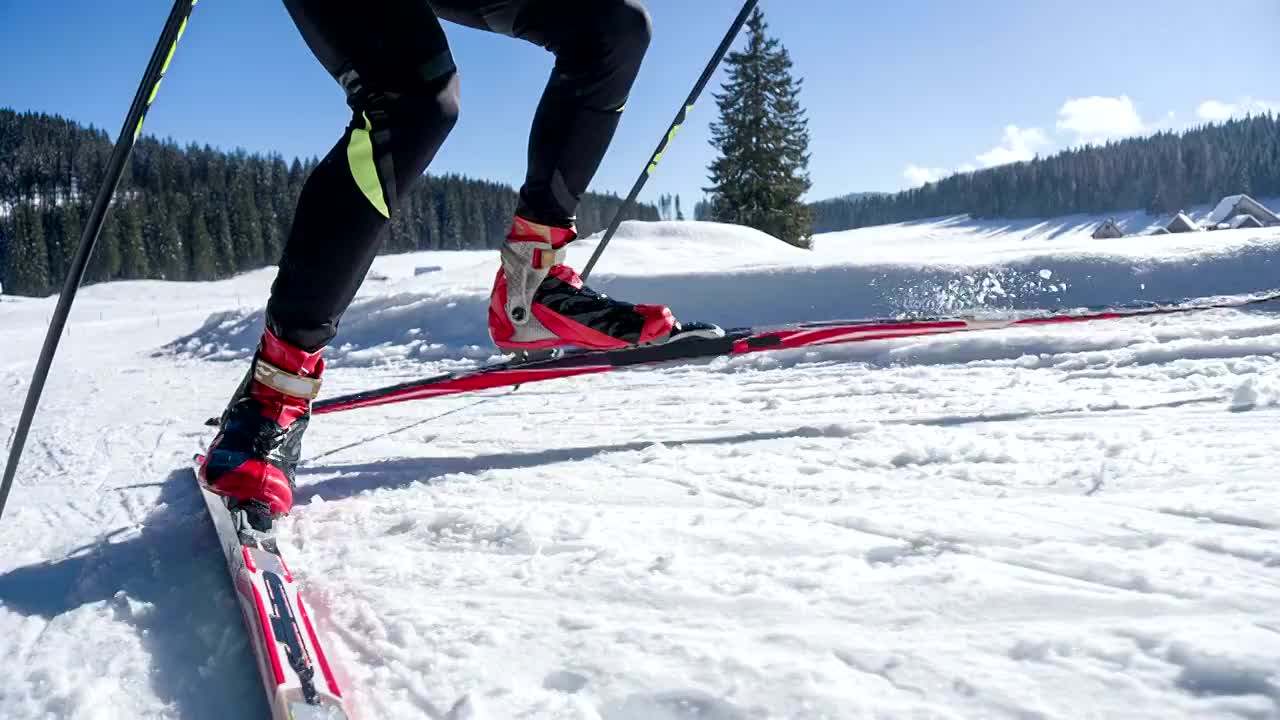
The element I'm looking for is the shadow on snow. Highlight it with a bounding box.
[0,469,271,719]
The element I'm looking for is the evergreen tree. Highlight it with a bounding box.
[89,207,123,283]
[675,194,685,221]
[705,8,812,247]
[0,222,9,292]
[440,181,464,250]
[152,194,187,280]
[694,198,712,221]
[57,202,84,285]
[258,158,284,264]
[810,113,1280,233]
[188,198,217,279]
[420,185,442,250]
[0,109,660,294]
[658,193,672,221]
[8,204,51,295]
[212,203,235,276]
[43,206,67,287]
[230,165,265,268]
[118,200,150,279]
[464,191,486,248]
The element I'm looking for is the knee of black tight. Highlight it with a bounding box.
[428,71,462,135]
[586,0,651,110]
[358,70,461,190]
[370,69,460,142]
[604,0,653,59]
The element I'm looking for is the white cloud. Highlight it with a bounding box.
[903,164,947,186]
[1055,95,1144,144]
[902,126,1050,187]
[1197,97,1279,122]
[976,125,1050,168]
[899,95,1194,186]
[1197,100,1235,122]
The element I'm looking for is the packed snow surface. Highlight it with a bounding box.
[3,216,1280,719]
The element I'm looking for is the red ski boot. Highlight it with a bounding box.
[198,329,323,516]
[488,216,722,352]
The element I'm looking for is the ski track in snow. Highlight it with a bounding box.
[2,219,1280,719]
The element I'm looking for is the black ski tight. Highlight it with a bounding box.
[268,0,652,351]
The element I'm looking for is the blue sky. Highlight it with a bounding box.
[3,0,1278,209]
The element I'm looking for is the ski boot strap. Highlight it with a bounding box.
[254,357,324,400]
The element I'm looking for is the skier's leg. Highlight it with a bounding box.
[270,0,461,352]
[433,0,720,350]
[201,0,461,515]
[430,0,652,225]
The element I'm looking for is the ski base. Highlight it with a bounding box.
[195,456,349,720]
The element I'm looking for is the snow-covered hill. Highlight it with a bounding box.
[2,219,1280,719]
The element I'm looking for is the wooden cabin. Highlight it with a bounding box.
[1091,219,1124,239]
[1165,212,1199,233]
[1205,194,1280,229]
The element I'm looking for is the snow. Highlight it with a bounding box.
[1230,373,1280,411]
[3,216,1280,719]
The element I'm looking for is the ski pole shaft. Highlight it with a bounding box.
[580,0,759,281]
[0,0,199,521]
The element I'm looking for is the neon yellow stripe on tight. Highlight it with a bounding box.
[347,112,390,218]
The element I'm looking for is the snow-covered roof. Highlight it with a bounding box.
[1091,219,1124,238]
[1167,212,1199,231]
[1206,194,1280,226]
[1207,195,1244,226]
[1229,214,1263,229]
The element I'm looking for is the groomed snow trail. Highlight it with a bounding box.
[2,219,1279,719]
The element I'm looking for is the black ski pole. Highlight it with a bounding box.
[0,0,199,522]
[580,0,759,281]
